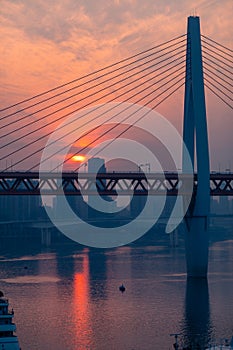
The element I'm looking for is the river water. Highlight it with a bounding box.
[0,227,232,350]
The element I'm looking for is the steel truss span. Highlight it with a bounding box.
[0,172,232,196]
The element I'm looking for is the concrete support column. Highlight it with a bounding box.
[41,227,51,246]
[185,217,209,277]
[183,16,210,277]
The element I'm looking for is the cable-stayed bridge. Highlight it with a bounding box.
[0,26,232,195]
[0,16,232,276]
[0,20,231,174]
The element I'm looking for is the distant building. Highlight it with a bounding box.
[130,192,147,218]
[88,157,117,219]
[210,197,219,215]
[218,196,230,215]
[53,179,88,220]
[161,196,176,219]
[0,180,41,221]
[88,157,106,174]
[229,198,233,215]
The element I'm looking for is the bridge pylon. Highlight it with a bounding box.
[183,16,210,277]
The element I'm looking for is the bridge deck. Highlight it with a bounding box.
[0,172,232,196]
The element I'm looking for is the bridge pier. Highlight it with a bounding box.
[183,16,210,277]
[41,227,51,246]
[185,217,209,277]
[170,228,179,247]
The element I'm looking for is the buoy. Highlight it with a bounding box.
[119,284,126,293]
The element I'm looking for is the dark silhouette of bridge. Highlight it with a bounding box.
[0,171,232,196]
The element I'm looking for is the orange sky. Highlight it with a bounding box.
[0,0,232,171]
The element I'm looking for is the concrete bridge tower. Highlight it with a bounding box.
[183,16,210,277]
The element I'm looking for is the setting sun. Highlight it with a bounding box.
[72,155,86,162]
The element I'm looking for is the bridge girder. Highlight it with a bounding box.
[0,172,232,196]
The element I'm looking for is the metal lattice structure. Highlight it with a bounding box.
[0,172,232,196]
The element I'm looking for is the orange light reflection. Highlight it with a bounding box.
[73,253,93,348]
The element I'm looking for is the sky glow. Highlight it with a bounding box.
[0,0,232,171]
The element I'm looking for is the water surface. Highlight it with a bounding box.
[0,234,232,349]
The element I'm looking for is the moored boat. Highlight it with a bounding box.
[0,291,21,350]
[170,333,233,350]
[207,339,233,349]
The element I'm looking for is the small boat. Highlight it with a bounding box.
[170,333,233,349]
[0,291,21,350]
[119,284,126,293]
[207,338,233,349]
